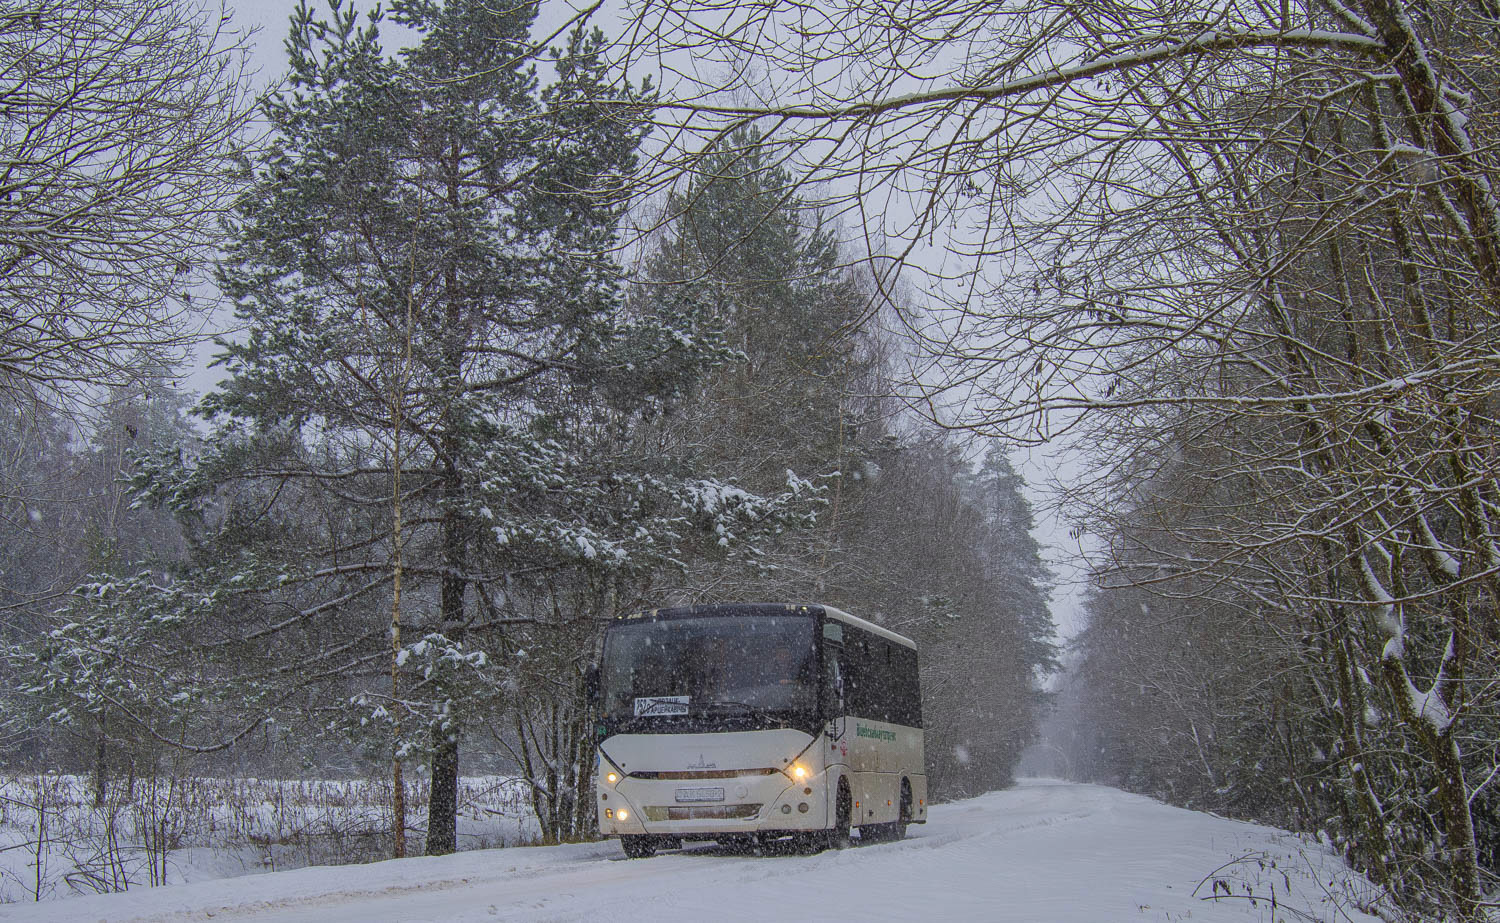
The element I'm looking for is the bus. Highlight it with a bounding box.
[590,602,926,857]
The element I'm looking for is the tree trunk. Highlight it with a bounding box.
[426,724,460,855]
[425,493,467,856]
[422,393,469,849]
[1332,630,1394,888]
[92,722,109,808]
[1376,650,1481,919]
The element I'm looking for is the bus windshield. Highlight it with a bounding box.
[600,614,817,727]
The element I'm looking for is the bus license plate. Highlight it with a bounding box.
[675,787,725,803]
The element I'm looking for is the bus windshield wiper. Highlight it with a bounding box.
[699,699,756,713]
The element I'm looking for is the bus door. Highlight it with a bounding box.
[821,621,847,749]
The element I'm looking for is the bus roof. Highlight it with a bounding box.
[820,604,918,650]
[616,602,917,651]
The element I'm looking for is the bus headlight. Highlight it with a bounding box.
[606,771,619,785]
[616,809,629,821]
[788,762,811,781]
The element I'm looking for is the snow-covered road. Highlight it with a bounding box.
[7,780,1384,922]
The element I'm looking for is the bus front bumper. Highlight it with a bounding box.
[598,770,829,837]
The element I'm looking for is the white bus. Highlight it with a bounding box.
[591,602,927,857]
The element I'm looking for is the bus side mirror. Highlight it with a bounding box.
[822,645,845,720]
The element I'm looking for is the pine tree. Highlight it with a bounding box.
[630,127,885,614]
[638,128,1057,795]
[205,0,721,854]
[960,445,1056,682]
[2,377,198,783]
[207,0,586,853]
[645,126,875,497]
[21,0,809,856]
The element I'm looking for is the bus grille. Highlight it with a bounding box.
[643,804,762,821]
[629,768,779,780]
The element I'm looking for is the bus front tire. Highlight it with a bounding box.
[621,835,657,859]
[828,781,853,850]
[791,832,824,854]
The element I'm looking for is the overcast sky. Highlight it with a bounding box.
[218,0,1094,643]
[228,0,299,83]
[228,0,608,87]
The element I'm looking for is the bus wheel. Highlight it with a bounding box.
[621,835,657,859]
[829,781,853,850]
[791,832,823,855]
[861,782,911,844]
[892,779,912,841]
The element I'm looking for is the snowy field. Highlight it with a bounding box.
[4,779,1388,922]
[0,773,538,904]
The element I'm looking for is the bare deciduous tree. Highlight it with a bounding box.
[613,0,1500,915]
[0,0,253,409]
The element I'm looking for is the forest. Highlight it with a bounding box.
[0,0,1053,903]
[9,0,1500,919]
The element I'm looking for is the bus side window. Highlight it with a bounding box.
[848,634,867,718]
[847,631,878,722]
[875,642,894,723]
[895,645,922,727]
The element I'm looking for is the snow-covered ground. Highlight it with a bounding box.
[4,779,1387,922]
[0,774,538,903]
